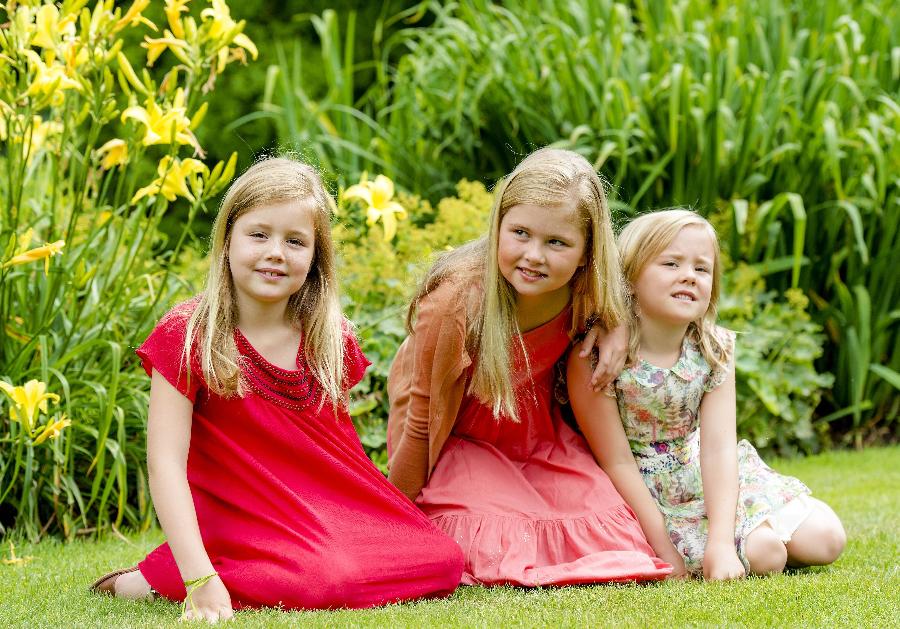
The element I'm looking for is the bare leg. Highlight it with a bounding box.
[114,570,154,600]
[786,498,846,567]
[745,522,788,575]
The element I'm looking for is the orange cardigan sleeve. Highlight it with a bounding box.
[387,280,472,501]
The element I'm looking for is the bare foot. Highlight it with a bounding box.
[114,570,154,600]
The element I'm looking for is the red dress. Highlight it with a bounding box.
[136,303,463,610]
[416,307,671,585]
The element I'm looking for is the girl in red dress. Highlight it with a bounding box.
[91,158,463,621]
[387,148,671,586]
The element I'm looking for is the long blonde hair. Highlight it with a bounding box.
[617,209,728,373]
[408,147,627,419]
[182,157,345,406]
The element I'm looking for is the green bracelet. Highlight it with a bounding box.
[182,572,218,615]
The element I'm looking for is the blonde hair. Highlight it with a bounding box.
[617,209,728,373]
[409,147,627,420]
[182,157,346,406]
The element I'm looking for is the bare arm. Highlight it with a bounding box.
[578,323,629,391]
[566,348,685,578]
[698,360,744,580]
[146,370,233,621]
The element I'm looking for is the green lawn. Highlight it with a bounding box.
[1,447,897,628]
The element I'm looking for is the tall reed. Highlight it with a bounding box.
[260,0,899,445]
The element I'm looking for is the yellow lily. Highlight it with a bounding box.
[24,116,64,162]
[343,174,408,242]
[1,542,34,567]
[32,3,77,49]
[0,380,60,433]
[201,0,258,70]
[96,139,128,169]
[121,90,202,153]
[23,50,82,102]
[2,240,65,274]
[32,415,72,445]
[142,33,190,67]
[114,0,157,33]
[131,156,208,204]
[164,0,190,39]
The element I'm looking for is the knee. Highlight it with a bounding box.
[746,527,787,576]
[816,520,847,563]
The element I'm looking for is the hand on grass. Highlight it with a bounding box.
[579,322,629,391]
[659,544,689,580]
[702,541,746,581]
[181,575,234,623]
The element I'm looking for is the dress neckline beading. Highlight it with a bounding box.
[234,328,318,411]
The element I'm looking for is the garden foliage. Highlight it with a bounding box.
[0,0,252,539]
[260,0,900,446]
[337,177,832,469]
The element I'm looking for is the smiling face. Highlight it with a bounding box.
[632,224,715,327]
[227,199,316,315]
[497,202,586,309]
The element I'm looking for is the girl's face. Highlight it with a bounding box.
[497,202,586,305]
[228,200,316,314]
[633,224,715,326]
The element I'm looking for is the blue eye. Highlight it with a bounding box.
[549,239,568,247]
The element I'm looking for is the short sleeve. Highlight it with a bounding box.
[135,302,203,403]
[341,320,371,392]
[704,326,736,392]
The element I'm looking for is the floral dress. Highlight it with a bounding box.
[612,327,811,574]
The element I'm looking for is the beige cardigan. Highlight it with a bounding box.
[386,279,475,500]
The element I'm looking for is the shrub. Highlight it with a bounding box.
[0,0,253,540]
[264,0,900,445]
[720,266,834,455]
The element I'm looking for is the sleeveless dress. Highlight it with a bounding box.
[612,327,812,574]
[136,302,463,610]
[416,306,671,586]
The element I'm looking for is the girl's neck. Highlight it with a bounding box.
[637,317,689,369]
[515,285,570,332]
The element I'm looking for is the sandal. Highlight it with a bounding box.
[89,566,157,600]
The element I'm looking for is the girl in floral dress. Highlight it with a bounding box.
[90,158,463,620]
[567,209,846,579]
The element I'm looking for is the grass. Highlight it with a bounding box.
[1,446,897,628]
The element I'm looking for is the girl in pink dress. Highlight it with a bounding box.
[90,158,463,621]
[387,148,671,586]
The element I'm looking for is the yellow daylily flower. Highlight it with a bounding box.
[202,0,257,68]
[343,174,408,242]
[32,3,77,49]
[2,240,65,274]
[0,380,60,433]
[121,90,202,153]
[141,33,190,67]
[164,0,190,39]
[131,156,208,204]
[23,50,82,102]
[24,115,64,162]
[32,415,72,445]
[114,0,157,33]
[1,542,34,567]
[96,139,128,169]
[201,0,239,39]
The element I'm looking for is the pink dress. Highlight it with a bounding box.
[136,302,463,610]
[416,307,671,585]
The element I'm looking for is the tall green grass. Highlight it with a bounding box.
[258,0,900,445]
